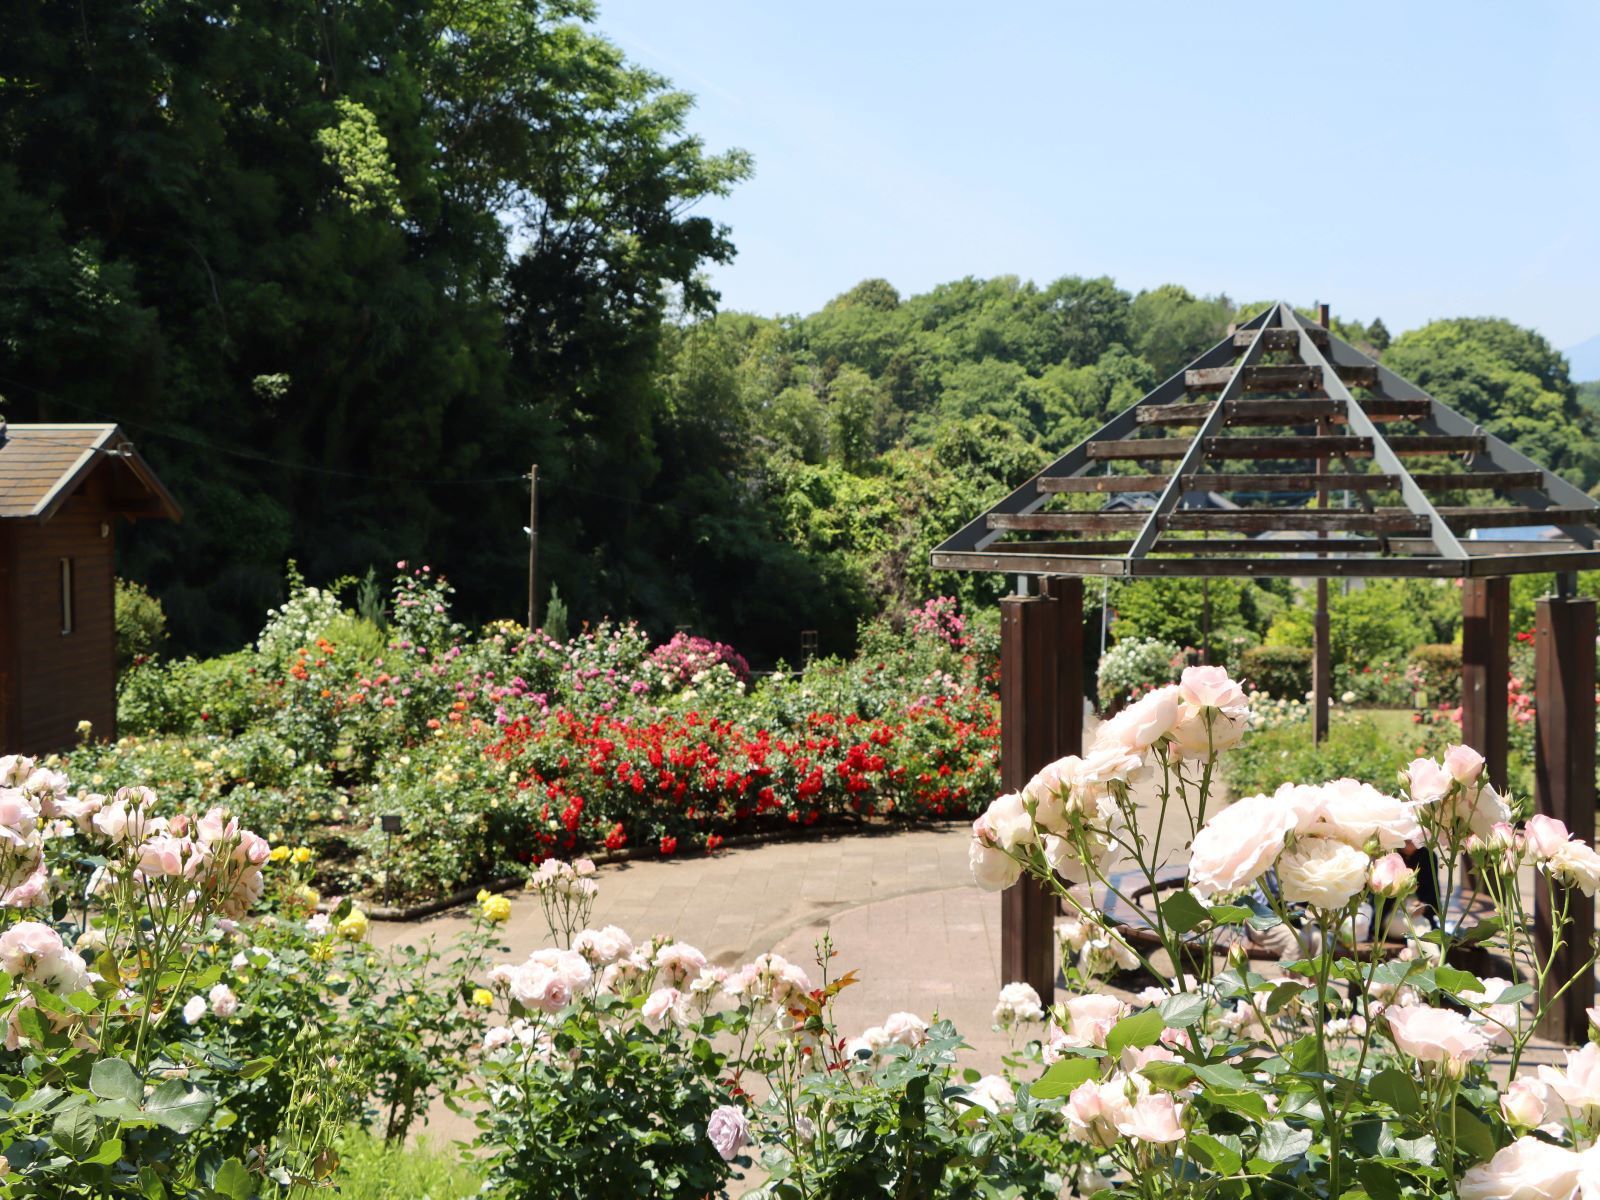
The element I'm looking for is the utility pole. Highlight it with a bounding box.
[527,464,539,631]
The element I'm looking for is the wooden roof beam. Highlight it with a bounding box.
[1283,306,1468,560]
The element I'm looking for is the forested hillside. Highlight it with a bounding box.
[3,1,1594,663]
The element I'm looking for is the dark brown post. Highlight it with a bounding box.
[526,464,539,631]
[1000,578,1080,1001]
[1461,577,1509,787]
[1534,593,1597,1043]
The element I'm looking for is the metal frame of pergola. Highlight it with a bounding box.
[932,302,1598,1040]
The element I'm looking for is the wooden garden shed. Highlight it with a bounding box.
[0,422,180,751]
[934,302,1600,1040]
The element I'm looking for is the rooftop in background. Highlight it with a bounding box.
[0,422,182,522]
[932,303,1600,580]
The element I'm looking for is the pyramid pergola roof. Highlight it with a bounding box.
[931,302,1600,579]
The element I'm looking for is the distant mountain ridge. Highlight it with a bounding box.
[1566,333,1600,382]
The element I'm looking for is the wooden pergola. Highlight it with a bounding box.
[933,302,1598,1040]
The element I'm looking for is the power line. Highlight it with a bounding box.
[0,374,532,487]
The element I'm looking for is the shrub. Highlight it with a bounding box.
[650,631,752,687]
[114,576,168,670]
[1239,645,1313,699]
[1407,642,1462,707]
[1225,711,1456,796]
[1096,637,1181,710]
[1264,580,1435,668]
[1108,577,1285,654]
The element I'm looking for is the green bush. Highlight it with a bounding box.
[1226,713,1457,797]
[114,576,168,670]
[1262,579,1465,671]
[1109,577,1283,664]
[335,1130,480,1200]
[1407,643,1462,708]
[1240,646,1313,700]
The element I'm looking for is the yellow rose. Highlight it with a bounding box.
[479,894,512,924]
[337,909,369,943]
[471,988,494,1009]
[291,847,313,865]
[268,846,291,863]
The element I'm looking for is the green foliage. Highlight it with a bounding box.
[333,1130,480,1200]
[1239,646,1313,700]
[1265,580,1455,669]
[0,0,748,655]
[114,578,169,672]
[1385,317,1600,488]
[543,583,571,643]
[1109,577,1283,668]
[1407,643,1463,708]
[1225,712,1457,796]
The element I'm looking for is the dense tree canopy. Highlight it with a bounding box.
[2,0,1594,664]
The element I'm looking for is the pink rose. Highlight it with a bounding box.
[1095,687,1181,756]
[1116,1091,1186,1144]
[1538,1042,1600,1113]
[0,921,64,978]
[1443,744,1486,784]
[1065,1079,1128,1148]
[1177,665,1245,710]
[1277,837,1370,910]
[1303,778,1422,851]
[965,1074,1016,1113]
[1385,1005,1489,1075]
[969,838,1022,892]
[706,1104,749,1161]
[1459,1136,1589,1200]
[1525,815,1574,860]
[641,987,684,1028]
[1402,757,1451,804]
[882,1011,929,1047]
[1501,1077,1551,1129]
[1368,852,1417,899]
[1188,794,1295,897]
[1063,994,1129,1048]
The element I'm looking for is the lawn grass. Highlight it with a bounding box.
[336,1128,482,1199]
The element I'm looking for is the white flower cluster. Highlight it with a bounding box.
[969,666,1251,893]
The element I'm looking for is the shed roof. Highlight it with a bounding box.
[931,302,1600,579]
[0,422,182,523]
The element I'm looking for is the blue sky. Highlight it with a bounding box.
[599,1,1599,354]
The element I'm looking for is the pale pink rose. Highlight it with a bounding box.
[1179,665,1246,711]
[969,838,1021,892]
[981,792,1035,852]
[0,921,64,978]
[1547,841,1600,896]
[1384,1005,1489,1074]
[1043,828,1121,886]
[1526,815,1574,859]
[641,987,685,1028]
[1188,793,1295,897]
[1065,1079,1131,1148]
[1076,742,1145,787]
[882,1011,929,1047]
[1095,687,1181,756]
[1444,744,1487,784]
[1062,994,1129,1048]
[653,942,707,985]
[208,983,239,1018]
[1023,760,1073,832]
[1459,1136,1588,1200]
[1402,757,1452,804]
[1,860,49,910]
[182,995,207,1026]
[1168,703,1249,760]
[573,925,634,966]
[0,791,38,845]
[1438,780,1512,847]
[965,1074,1016,1113]
[196,807,238,847]
[1462,977,1521,1046]
[1538,1042,1600,1113]
[1303,778,1422,851]
[1276,837,1370,910]
[1116,1092,1186,1144]
[706,1105,749,1162]
[1501,1077,1551,1129]
[1368,852,1417,899]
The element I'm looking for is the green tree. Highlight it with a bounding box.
[1129,285,1233,379]
[0,0,748,652]
[1384,318,1599,488]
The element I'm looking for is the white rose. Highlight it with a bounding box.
[982,792,1035,852]
[969,838,1021,892]
[1301,778,1422,851]
[1276,837,1370,910]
